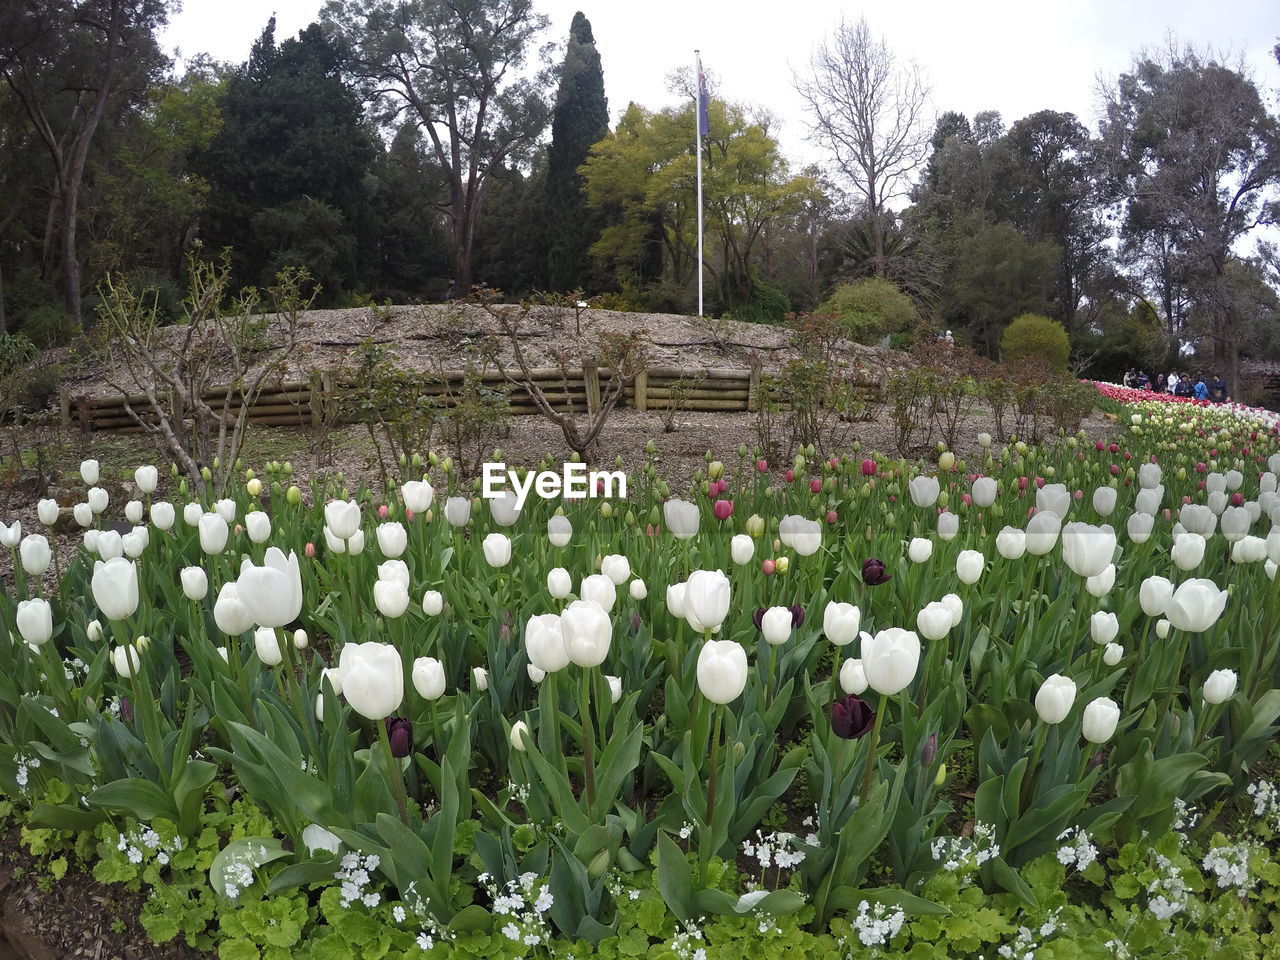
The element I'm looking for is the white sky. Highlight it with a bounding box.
[163,0,1280,168]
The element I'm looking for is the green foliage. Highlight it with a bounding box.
[17,305,77,348]
[726,273,791,325]
[818,276,917,344]
[1001,313,1070,370]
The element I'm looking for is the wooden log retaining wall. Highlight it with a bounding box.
[62,364,882,433]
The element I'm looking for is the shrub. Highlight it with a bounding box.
[1001,313,1070,371]
[727,273,791,325]
[19,304,78,347]
[818,277,917,344]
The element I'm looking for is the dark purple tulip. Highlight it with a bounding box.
[753,607,768,631]
[119,696,133,725]
[919,733,937,766]
[831,695,876,740]
[789,604,805,628]
[629,611,642,636]
[861,557,892,586]
[385,717,413,758]
[1087,749,1107,772]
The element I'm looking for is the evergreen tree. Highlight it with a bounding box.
[543,12,609,292]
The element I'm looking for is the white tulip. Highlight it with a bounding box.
[472,666,489,691]
[779,514,822,556]
[198,513,229,555]
[1086,564,1115,598]
[606,675,622,703]
[91,556,139,621]
[243,511,271,544]
[683,569,731,633]
[937,512,960,542]
[1165,579,1228,633]
[376,521,407,558]
[214,498,236,524]
[15,598,52,646]
[940,593,964,627]
[412,657,446,700]
[916,602,953,641]
[373,579,410,619]
[1134,486,1163,516]
[601,554,631,585]
[1127,512,1155,544]
[1025,511,1061,556]
[1232,535,1267,564]
[1202,669,1237,704]
[664,499,700,539]
[547,567,572,599]
[971,477,997,508]
[730,534,755,565]
[87,487,109,514]
[579,574,617,612]
[124,500,144,524]
[996,526,1027,560]
[1036,483,1071,518]
[293,629,308,650]
[339,642,404,720]
[1061,522,1116,579]
[134,465,158,494]
[1090,611,1119,645]
[561,600,612,667]
[666,582,687,619]
[37,499,59,526]
[19,535,51,576]
[525,613,569,673]
[1156,618,1171,638]
[1179,504,1216,538]
[400,479,435,513]
[908,475,940,508]
[1092,486,1117,517]
[73,502,93,528]
[183,502,202,527]
[1081,697,1120,744]
[324,499,361,540]
[1170,533,1205,572]
[1137,462,1162,490]
[302,824,342,857]
[488,490,521,527]
[629,579,648,600]
[86,619,102,642]
[510,720,530,752]
[839,658,868,695]
[1220,506,1251,543]
[528,664,546,683]
[547,515,572,547]
[1225,470,1243,492]
[111,644,141,678]
[908,538,933,564]
[213,583,254,636]
[1035,674,1076,724]
[80,459,99,485]
[482,533,511,568]
[378,559,410,589]
[254,626,284,666]
[860,628,921,696]
[696,640,748,704]
[443,496,471,527]
[180,566,208,601]
[1103,642,1124,666]
[236,548,303,628]
[422,590,444,615]
[95,529,123,560]
[150,501,175,531]
[760,606,793,645]
[956,550,984,585]
[823,601,861,646]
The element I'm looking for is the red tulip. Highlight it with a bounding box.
[713,499,734,521]
[861,459,876,476]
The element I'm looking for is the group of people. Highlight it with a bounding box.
[1123,369,1229,403]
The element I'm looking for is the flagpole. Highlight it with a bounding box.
[695,49,704,317]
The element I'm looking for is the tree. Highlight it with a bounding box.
[193,19,379,301]
[1001,312,1070,370]
[0,0,170,326]
[543,11,608,292]
[818,276,917,344]
[582,99,815,312]
[323,0,553,297]
[794,16,931,274]
[1098,44,1280,396]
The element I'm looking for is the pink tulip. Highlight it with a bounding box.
[305,542,316,558]
[826,510,838,524]
[861,459,876,476]
[713,500,734,521]
[810,479,821,494]
[757,459,769,473]
[378,504,389,519]
[785,469,795,483]
[762,559,776,575]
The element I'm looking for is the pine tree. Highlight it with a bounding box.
[543,12,609,292]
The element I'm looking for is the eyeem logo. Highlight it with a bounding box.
[482,462,627,510]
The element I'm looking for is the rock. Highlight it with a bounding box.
[2,892,61,959]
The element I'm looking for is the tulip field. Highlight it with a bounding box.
[5,394,1280,959]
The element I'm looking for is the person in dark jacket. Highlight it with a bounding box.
[1210,375,1227,403]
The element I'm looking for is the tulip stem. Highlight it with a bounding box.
[858,695,887,805]
[706,703,723,827]
[430,701,446,764]
[1022,723,1050,812]
[377,720,410,826]
[580,668,596,809]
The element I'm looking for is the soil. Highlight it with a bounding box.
[0,827,208,960]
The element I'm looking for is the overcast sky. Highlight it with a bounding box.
[162,0,1279,166]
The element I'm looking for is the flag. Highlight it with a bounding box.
[696,52,710,137]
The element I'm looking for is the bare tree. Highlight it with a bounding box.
[794,16,931,275]
[94,251,313,491]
